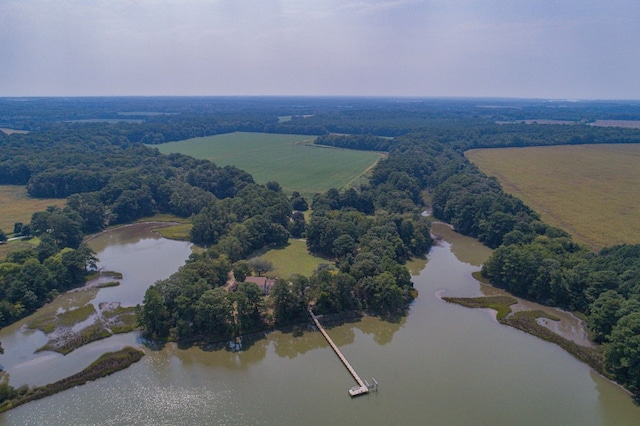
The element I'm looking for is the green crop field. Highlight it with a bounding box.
[466,144,640,250]
[151,132,383,196]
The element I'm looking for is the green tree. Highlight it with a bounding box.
[233,261,251,283]
[233,282,265,334]
[332,234,356,259]
[137,286,170,339]
[248,258,273,276]
[604,312,640,398]
[589,290,626,343]
[271,279,305,325]
[194,288,233,337]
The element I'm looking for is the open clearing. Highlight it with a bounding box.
[0,185,65,233]
[151,132,383,196]
[466,144,640,250]
[252,239,328,279]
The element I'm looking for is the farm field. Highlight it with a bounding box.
[0,185,65,234]
[151,132,383,196]
[466,144,640,250]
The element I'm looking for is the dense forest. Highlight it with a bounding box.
[1,97,640,399]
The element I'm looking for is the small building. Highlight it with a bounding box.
[243,276,276,295]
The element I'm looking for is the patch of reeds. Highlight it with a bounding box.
[56,304,96,327]
[37,322,111,355]
[95,281,120,288]
[471,271,490,284]
[26,314,57,334]
[155,223,192,240]
[443,296,517,320]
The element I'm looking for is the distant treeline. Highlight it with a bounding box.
[314,123,640,152]
[4,97,640,143]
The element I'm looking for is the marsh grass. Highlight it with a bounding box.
[471,271,490,284]
[37,322,111,355]
[31,304,138,354]
[102,271,123,279]
[28,304,96,333]
[95,281,120,288]
[443,295,517,320]
[26,314,57,334]
[134,213,191,224]
[99,305,137,334]
[155,223,192,240]
[466,144,640,250]
[56,304,96,328]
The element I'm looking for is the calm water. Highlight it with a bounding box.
[1,223,639,425]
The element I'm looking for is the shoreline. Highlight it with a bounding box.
[83,220,181,243]
[0,347,144,413]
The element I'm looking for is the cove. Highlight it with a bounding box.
[1,223,640,425]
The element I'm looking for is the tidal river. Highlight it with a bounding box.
[1,223,639,425]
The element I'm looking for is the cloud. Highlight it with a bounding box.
[1,0,639,98]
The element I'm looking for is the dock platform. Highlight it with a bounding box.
[309,309,377,397]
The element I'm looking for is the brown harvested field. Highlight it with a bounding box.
[466,144,640,251]
[589,120,640,129]
[0,185,66,233]
[0,128,29,135]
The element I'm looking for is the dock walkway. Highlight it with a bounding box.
[308,310,370,397]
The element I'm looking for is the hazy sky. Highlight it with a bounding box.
[1,0,639,99]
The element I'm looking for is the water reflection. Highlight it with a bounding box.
[430,222,493,266]
[350,315,405,345]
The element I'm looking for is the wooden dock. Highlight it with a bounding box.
[309,309,373,397]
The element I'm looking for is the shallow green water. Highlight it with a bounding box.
[1,223,639,425]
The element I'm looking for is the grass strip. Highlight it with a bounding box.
[36,323,112,355]
[104,306,137,334]
[0,347,144,413]
[56,304,96,328]
[101,271,123,279]
[27,304,98,334]
[26,314,57,334]
[95,281,120,288]
[155,223,192,240]
[443,296,517,320]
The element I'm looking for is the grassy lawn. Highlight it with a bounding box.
[0,185,66,234]
[466,144,640,250]
[252,239,329,279]
[151,132,383,196]
[0,239,36,261]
